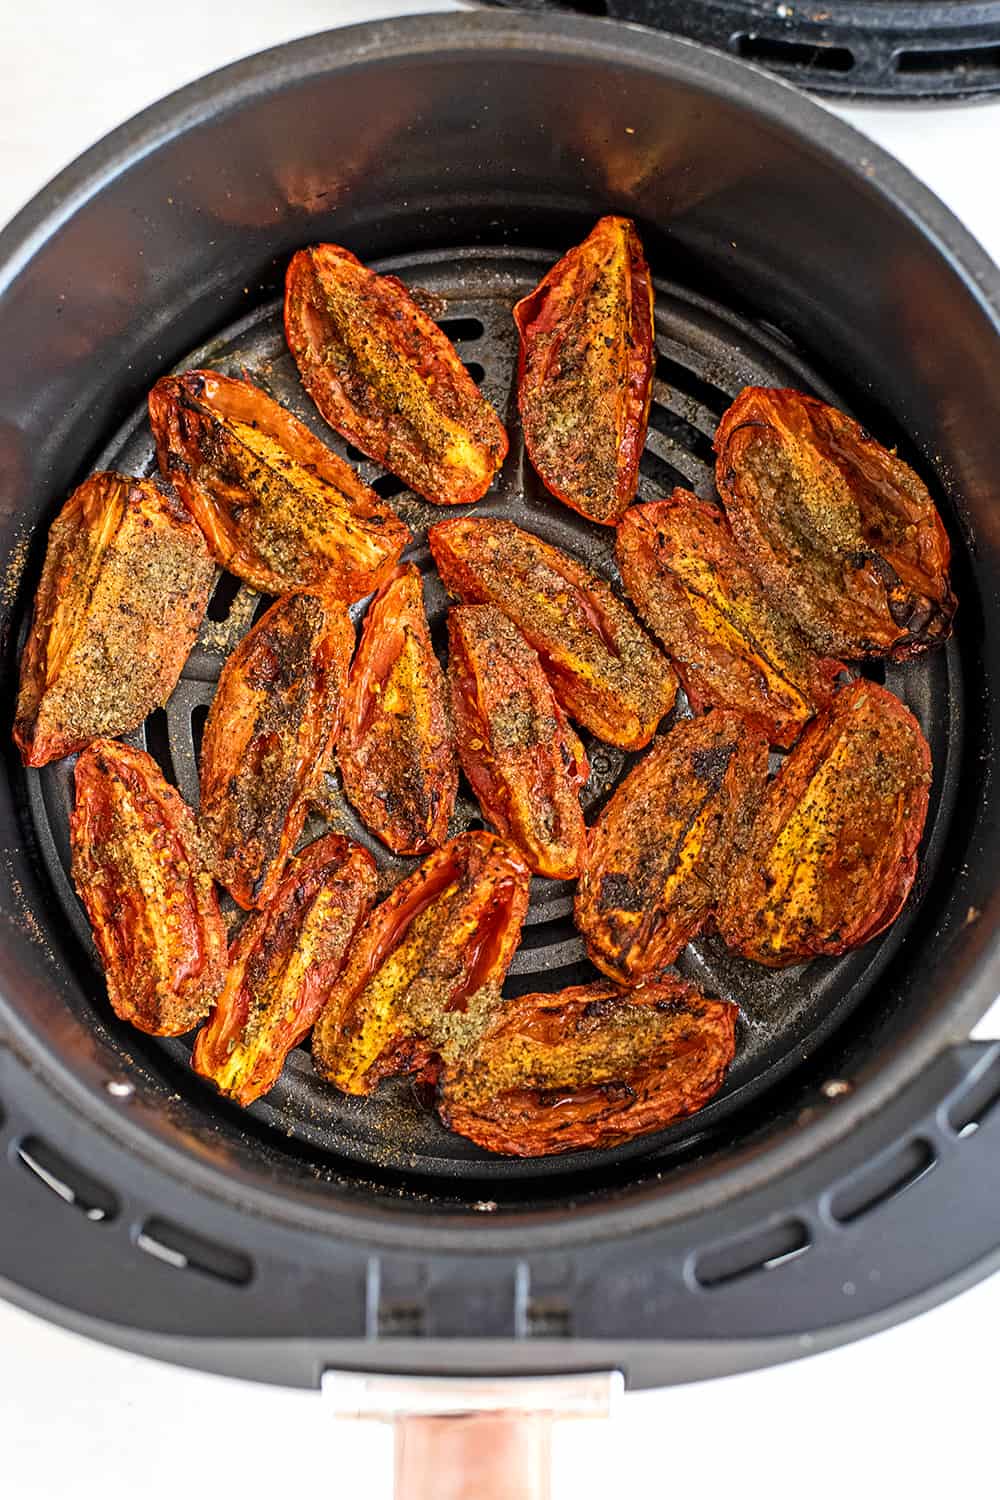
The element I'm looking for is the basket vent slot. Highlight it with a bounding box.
[734,34,855,74]
[829,1137,936,1224]
[136,1216,252,1285]
[191,703,209,765]
[438,317,485,344]
[464,361,486,386]
[694,1217,811,1288]
[639,447,692,494]
[144,706,176,786]
[207,569,243,623]
[648,404,716,466]
[948,1057,1000,1138]
[372,473,410,501]
[17,1137,119,1223]
[655,355,732,418]
[896,45,1000,76]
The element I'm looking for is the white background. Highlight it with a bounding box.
[2,3,999,1495]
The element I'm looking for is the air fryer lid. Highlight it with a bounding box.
[1,13,1000,1387]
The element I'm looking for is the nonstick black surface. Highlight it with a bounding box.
[21,244,961,1182]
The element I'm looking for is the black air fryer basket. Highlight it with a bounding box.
[2,12,1000,1393]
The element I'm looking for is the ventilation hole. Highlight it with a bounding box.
[372,472,409,500]
[429,612,450,667]
[734,34,855,73]
[17,1137,119,1223]
[648,405,716,466]
[251,593,275,626]
[136,1216,252,1285]
[896,44,1000,75]
[438,316,485,344]
[639,448,691,494]
[858,659,888,687]
[655,355,732,417]
[524,1299,572,1338]
[207,570,243,623]
[464,361,486,386]
[378,1301,426,1338]
[191,703,209,766]
[144,707,176,786]
[829,1137,936,1224]
[345,442,367,463]
[948,1057,1000,1138]
[695,1218,811,1288]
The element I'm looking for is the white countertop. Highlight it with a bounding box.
[2,4,999,1495]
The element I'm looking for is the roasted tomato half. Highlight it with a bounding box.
[284,243,508,506]
[71,739,226,1037]
[199,592,354,910]
[439,977,737,1156]
[717,679,931,966]
[715,387,956,659]
[339,564,457,855]
[14,473,213,767]
[448,605,588,879]
[617,493,844,747]
[575,710,768,985]
[513,216,654,526]
[149,369,410,601]
[312,832,530,1095]
[193,833,377,1106]
[429,517,676,750]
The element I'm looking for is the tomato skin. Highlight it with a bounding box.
[513,216,654,526]
[448,604,588,879]
[312,832,530,1096]
[715,386,956,660]
[198,592,354,911]
[339,564,457,856]
[193,833,377,1106]
[617,491,844,748]
[439,976,737,1157]
[14,473,214,767]
[429,516,676,750]
[70,739,227,1037]
[284,243,507,506]
[717,678,931,967]
[575,709,769,986]
[149,369,410,601]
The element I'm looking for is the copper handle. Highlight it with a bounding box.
[395,1412,552,1500]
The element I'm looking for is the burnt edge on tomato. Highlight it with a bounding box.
[339,563,457,855]
[193,832,377,1106]
[70,739,227,1037]
[717,678,932,966]
[199,591,354,910]
[448,603,589,878]
[312,831,531,1096]
[14,473,214,767]
[149,369,410,601]
[715,386,956,660]
[429,515,676,750]
[514,215,655,527]
[438,976,738,1156]
[284,243,508,506]
[575,709,769,986]
[617,492,844,748]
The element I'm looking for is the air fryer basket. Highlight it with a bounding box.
[2,13,1000,1390]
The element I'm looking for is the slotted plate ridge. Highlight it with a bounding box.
[23,246,961,1183]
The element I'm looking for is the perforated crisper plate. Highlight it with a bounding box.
[24,247,960,1181]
